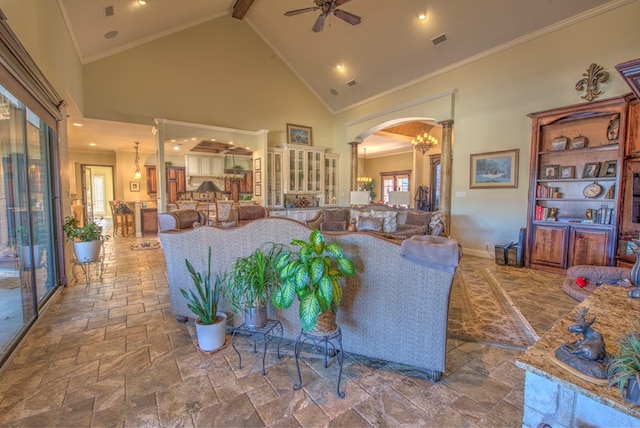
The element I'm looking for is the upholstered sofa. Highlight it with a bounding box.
[306,204,445,240]
[157,209,206,232]
[159,217,461,380]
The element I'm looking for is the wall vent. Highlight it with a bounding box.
[346,79,357,87]
[104,6,114,17]
[431,33,447,46]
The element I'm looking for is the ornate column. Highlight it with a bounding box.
[439,120,454,237]
[349,141,361,191]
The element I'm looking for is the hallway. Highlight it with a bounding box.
[0,225,570,427]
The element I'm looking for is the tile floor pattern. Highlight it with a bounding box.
[0,223,578,427]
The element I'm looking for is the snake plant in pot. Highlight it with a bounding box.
[224,243,284,329]
[179,247,227,352]
[608,320,640,405]
[272,229,355,334]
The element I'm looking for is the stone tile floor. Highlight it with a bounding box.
[0,223,578,427]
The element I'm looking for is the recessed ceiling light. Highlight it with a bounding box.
[418,12,427,21]
[137,0,147,5]
[336,64,343,70]
[89,143,96,147]
[72,122,83,127]
[330,88,338,96]
[229,142,234,145]
[173,145,180,151]
[104,30,119,39]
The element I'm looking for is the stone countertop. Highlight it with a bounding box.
[516,285,640,419]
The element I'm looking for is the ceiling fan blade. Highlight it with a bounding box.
[284,7,319,17]
[334,0,352,6]
[333,9,361,26]
[312,13,328,32]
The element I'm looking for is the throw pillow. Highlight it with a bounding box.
[350,210,371,227]
[358,216,384,232]
[324,208,348,223]
[320,221,347,232]
[371,210,398,232]
[405,211,432,227]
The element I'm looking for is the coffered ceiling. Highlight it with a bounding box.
[58,0,622,155]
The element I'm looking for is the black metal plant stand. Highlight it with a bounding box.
[231,319,283,375]
[293,327,345,399]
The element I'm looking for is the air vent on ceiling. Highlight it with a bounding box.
[431,33,447,46]
[104,5,114,17]
[346,79,357,87]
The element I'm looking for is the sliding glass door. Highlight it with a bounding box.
[0,85,60,361]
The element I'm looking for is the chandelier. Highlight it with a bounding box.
[411,131,438,155]
[133,142,142,179]
[357,147,371,183]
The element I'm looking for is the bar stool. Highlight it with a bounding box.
[109,201,134,237]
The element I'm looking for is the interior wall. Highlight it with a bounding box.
[334,1,640,256]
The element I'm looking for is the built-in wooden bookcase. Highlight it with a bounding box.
[526,94,636,274]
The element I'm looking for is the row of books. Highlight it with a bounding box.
[534,205,557,221]
[535,185,561,198]
[585,207,614,225]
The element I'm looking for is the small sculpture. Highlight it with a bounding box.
[554,308,610,379]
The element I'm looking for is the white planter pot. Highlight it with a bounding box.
[73,240,102,263]
[195,312,227,352]
[18,245,44,269]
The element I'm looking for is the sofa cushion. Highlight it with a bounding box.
[324,208,348,223]
[350,210,371,227]
[320,221,347,232]
[371,210,398,232]
[405,211,432,227]
[237,205,268,221]
[172,209,203,229]
[358,217,384,232]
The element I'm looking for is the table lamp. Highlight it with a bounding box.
[195,180,222,225]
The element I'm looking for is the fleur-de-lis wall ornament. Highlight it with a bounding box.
[575,63,609,102]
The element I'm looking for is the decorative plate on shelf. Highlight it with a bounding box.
[583,182,603,198]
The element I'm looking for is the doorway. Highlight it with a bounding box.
[80,165,115,224]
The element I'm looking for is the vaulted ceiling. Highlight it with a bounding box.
[59,0,620,155]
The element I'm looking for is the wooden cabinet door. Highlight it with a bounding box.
[146,167,157,193]
[568,226,612,266]
[176,168,186,193]
[529,224,568,269]
[141,209,158,235]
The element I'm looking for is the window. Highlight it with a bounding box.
[429,154,441,211]
[92,175,106,215]
[380,170,411,203]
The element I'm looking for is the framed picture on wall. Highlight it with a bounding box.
[130,181,140,192]
[469,149,519,188]
[255,185,261,196]
[287,123,312,145]
[255,158,261,171]
[255,171,261,184]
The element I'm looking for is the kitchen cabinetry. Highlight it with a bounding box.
[145,166,186,204]
[185,154,224,176]
[267,149,283,208]
[284,144,324,194]
[324,153,339,206]
[141,208,158,235]
[268,209,319,223]
[526,95,634,273]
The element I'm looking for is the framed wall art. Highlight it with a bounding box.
[469,149,519,188]
[287,123,312,145]
[254,185,261,196]
[254,157,261,171]
[255,171,261,184]
[130,181,140,192]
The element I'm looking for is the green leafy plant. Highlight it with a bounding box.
[63,216,110,242]
[179,247,222,325]
[364,179,376,201]
[608,321,640,402]
[224,243,284,314]
[272,229,355,332]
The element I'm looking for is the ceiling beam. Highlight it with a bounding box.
[232,0,256,20]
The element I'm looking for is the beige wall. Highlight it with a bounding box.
[333,1,640,255]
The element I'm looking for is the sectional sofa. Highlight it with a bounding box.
[306,204,446,240]
[159,217,461,380]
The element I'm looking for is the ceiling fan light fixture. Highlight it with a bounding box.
[418,12,427,21]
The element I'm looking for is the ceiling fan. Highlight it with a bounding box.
[284,0,361,33]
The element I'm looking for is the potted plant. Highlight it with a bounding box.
[63,216,109,263]
[224,243,284,329]
[272,229,355,333]
[608,321,640,405]
[180,247,227,352]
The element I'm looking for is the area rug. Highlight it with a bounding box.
[130,241,162,251]
[448,266,539,350]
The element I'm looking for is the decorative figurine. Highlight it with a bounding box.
[553,308,610,380]
[347,218,357,232]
